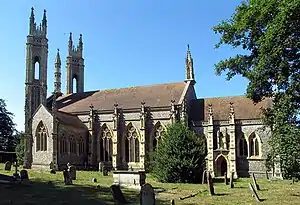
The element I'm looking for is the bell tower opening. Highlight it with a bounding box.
[34,56,40,80]
[73,75,78,93]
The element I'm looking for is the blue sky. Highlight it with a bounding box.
[0,0,248,132]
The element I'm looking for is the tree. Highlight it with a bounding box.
[0,99,16,151]
[151,122,207,183]
[15,132,25,165]
[213,0,300,178]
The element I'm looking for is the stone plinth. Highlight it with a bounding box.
[112,170,146,190]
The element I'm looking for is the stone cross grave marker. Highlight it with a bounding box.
[207,172,215,196]
[63,170,72,185]
[224,172,228,185]
[202,170,207,184]
[229,172,234,188]
[68,165,76,180]
[4,161,12,171]
[251,173,260,190]
[140,183,155,205]
[20,170,29,180]
[110,184,127,204]
[13,161,19,178]
[248,183,262,202]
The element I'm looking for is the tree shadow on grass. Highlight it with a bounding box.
[0,179,169,205]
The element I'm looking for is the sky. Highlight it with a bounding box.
[0,0,248,132]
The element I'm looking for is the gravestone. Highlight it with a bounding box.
[207,172,215,196]
[20,170,29,180]
[171,199,175,205]
[13,161,19,178]
[248,183,261,202]
[266,171,269,180]
[4,161,12,171]
[49,161,54,170]
[224,172,228,185]
[68,165,76,180]
[92,178,97,183]
[103,167,108,176]
[229,172,234,188]
[99,162,104,172]
[140,183,155,205]
[202,170,207,184]
[252,173,260,190]
[63,170,72,185]
[110,184,127,204]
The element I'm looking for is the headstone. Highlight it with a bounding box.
[171,199,175,205]
[229,172,234,188]
[207,172,215,196]
[63,170,72,185]
[140,183,155,205]
[103,167,108,176]
[92,178,97,183]
[13,161,19,178]
[99,162,104,172]
[110,184,127,204]
[251,173,260,190]
[202,170,207,184]
[49,161,54,170]
[50,169,56,174]
[224,172,228,185]
[266,171,269,180]
[4,161,12,171]
[248,183,261,202]
[68,165,76,180]
[20,170,29,180]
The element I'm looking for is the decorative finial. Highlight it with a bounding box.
[69,32,72,40]
[171,99,175,104]
[89,104,94,109]
[141,100,145,106]
[114,102,118,107]
[57,48,60,52]
[229,102,234,113]
[187,44,190,50]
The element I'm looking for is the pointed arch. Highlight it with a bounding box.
[239,133,248,157]
[249,132,261,157]
[78,136,85,155]
[151,121,166,151]
[124,122,140,163]
[99,123,113,162]
[69,135,77,154]
[60,133,67,154]
[215,154,228,177]
[35,121,48,151]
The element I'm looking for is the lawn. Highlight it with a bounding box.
[1,163,300,205]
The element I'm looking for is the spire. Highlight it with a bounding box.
[78,34,83,57]
[54,49,62,94]
[42,9,47,36]
[68,32,73,54]
[184,44,196,85]
[29,7,35,35]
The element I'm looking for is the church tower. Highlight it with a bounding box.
[184,44,196,85]
[24,8,48,168]
[66,32,85,94]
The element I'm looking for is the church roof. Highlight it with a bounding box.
[56,82,186,113]
[56,111,87,130]
[190,96,272,121]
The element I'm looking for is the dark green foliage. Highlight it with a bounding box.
[151,122,207,183]
[213,0,300,178]
[0,99,16,151]
[15,132,25,165]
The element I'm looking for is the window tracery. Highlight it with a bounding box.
[36,122,47,151]
[153,123,165,151]
[78,136,84,154]
[60,134,67,153]
[100,124,113,162]
[69,136,77,154]
[249,132,260,157]
[125,124,140,162]
[239,134,248,156]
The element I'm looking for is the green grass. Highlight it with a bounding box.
[1,163,300,205]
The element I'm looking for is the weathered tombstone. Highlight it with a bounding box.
[49,161,54,170]
[92,178,97,183]
[63,170,72,185]
[13,161,19,178]
[140,183,155,205]
[4,161,12,171]
[207,172,215,196]
[110,184,127,204]
[171,199,175,205]
[251,173,260,190]
[20,170,29,180]
[266,171,269,180]
[202,170,207,184]
[99,162,104,172]
[224,172,228,185]
[248,183,262,202]
[229,172,234,188]
[68,165,76,180]
[103,167,108,176]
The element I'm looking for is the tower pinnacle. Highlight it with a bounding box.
[184,44,196,85]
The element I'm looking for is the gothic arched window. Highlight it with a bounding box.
[78,136,85,154]
[100,124,113,162]
[125,124,140,163]
[60,134,67,154]
[152,122,165,151]
[36,121,48,151]
[239,135,248,157]
[249,132,260,157]
[69,136,77,154]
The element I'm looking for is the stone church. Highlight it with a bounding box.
[23,8,282,179]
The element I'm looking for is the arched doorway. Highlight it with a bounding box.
[215,155,228,176]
